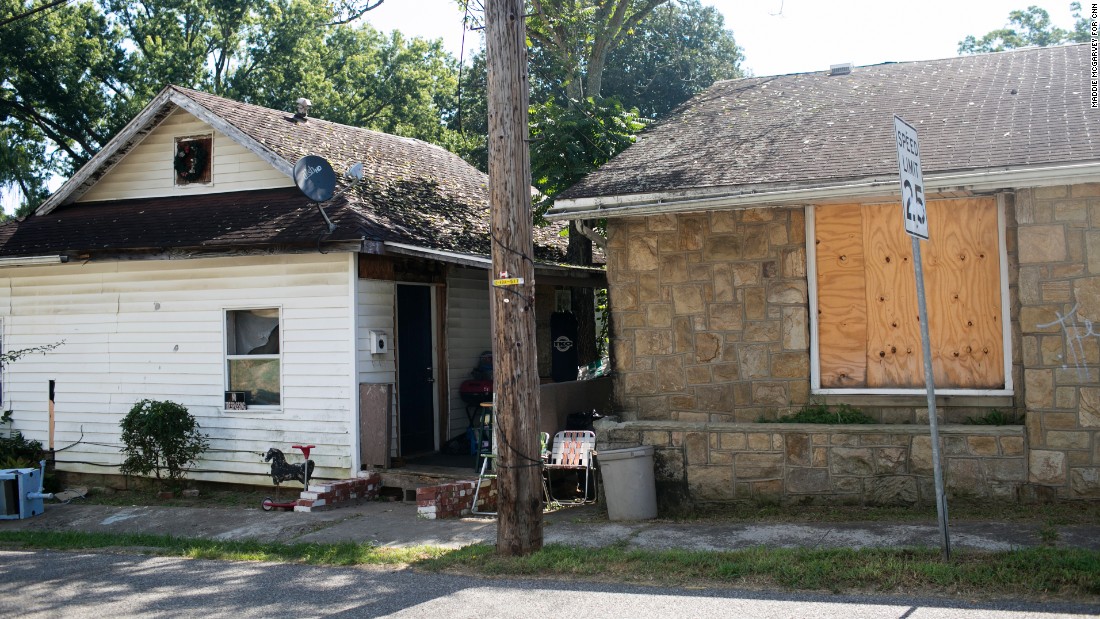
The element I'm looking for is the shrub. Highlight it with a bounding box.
[769,402,876,424]
[0,430,45,469]
[119,400,209,490]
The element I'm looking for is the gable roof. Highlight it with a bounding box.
[548,44,1100,219]
[22,86,572,263]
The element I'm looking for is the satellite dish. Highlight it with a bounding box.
[346,162,364,181]
[293,155,336,202]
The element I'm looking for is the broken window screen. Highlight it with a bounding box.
[813,198,1005,390]
[226,309,280,406]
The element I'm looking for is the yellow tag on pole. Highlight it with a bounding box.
[492,277,524,287]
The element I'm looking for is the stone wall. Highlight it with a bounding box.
[1016,184,1100,498]
[606,208,811,423]
[599,419,1026,507]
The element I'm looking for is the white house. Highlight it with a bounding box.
[0,86,604,486]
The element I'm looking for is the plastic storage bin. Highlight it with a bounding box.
[597,445,657,520]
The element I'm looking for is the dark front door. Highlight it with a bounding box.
[397,284,436,455]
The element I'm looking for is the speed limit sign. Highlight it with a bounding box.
[894,115,929,240]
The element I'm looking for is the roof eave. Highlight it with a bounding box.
[546,161,1100,221]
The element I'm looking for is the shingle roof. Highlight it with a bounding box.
[559,44,1100,202]
[15,86,569,262]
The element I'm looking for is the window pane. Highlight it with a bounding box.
[227,309,279,355]
[228,358,281,405]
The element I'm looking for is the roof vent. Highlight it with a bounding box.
[294,97,312,121]
[829,63,852,76]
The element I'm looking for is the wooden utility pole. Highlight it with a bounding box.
[485,0,544,555]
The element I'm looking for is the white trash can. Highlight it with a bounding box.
[597,445,657,520]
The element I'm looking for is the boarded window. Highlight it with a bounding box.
[814,198,1004,390]
[226,309,280,406]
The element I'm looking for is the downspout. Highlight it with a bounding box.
[574,219,607,252]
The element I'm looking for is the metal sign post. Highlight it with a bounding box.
[894,115,951,561]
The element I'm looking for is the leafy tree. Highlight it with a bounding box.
[0,0,469,215]
[601,0,742,119]
[958,3,1090,54]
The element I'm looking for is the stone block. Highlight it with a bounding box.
[735,452,784,479]
[1046,431,1091,450]
[787,467,830,493]
[866,476,918,505]
[782,247,806,278]
[739,344,770,378]
[967,436,999,456]
[752,382,788,406]
[1029,450,1067,485]
[1024,369,1054,409]
[678,216,707,251]
[830,447,874,476]
[642,431,671,447]
[751,479,784,501]
[1074,277,1100,322]
[946,459,985,495]
[911,435,933,474]
[771,352,809,378]
[766,281,807,304]
[655,357,685,392]
[626,235,659,271]
[636,329,674,356]
[703,235,743,262]
[672,284,705,315]
[744,287,767,320]
[625,371,658,394]
[1000,436,1025,456]
[747,432,772,451]
[695,384,734,412]
[720,432,747,451]
[833,476,862,494]
[985,458,1025,482]
[712,362,740,382]
[1044,412,1079,430]
[1056,387,1078,409]
[812,447,828,467]
[674,317,694,354]
[685,432,709,465]
[1082,388,1100,427]
[685,364,712,384]
[1070,467,1100,497]
[782,307,808,350]
[646,304,673,328]
[1018,225,1066,263]
[745,320,781,342]
[875,447,908,473]
[687,465,735,501]
[1019,307,1062,334]
[1087,232,1100,274]
[709,303,744,331]
[785,433,811,466]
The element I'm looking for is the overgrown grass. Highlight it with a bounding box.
[2,531,1097,600]
[766,402,876,424]
[963,408,1022,425]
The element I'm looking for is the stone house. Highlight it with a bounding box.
[546,44,1100,506]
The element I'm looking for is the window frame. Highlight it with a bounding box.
[173,134,213,186]
[223,307,283,411]
[805,196,1013,396]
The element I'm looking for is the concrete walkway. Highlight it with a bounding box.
[3,500,1098,552]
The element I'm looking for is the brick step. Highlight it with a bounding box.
[292,471,382,512]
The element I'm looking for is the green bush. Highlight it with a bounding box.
[0,430,45,469]
[119,400,209,490]
[769,402,876,424]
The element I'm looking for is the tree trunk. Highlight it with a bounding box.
[485,0,544,557]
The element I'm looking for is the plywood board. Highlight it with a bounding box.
[862,203,923,387]
[922,198,1003,388]
[814,198,1003,390]
[360,383,392,469]
[814,204,867,388]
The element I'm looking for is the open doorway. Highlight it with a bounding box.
[396,283,438,456]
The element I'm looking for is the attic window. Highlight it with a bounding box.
[174,135,212,185]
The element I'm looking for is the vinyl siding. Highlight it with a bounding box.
[78,108,293,203]
[0,253,355,486]
[445,267,492,441]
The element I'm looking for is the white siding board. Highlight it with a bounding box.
[445,267,492,440]
[78,109,294,203]
[0,253,357,486]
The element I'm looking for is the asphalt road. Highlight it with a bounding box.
[1,550,1097,618]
